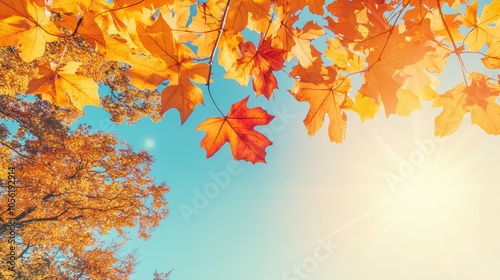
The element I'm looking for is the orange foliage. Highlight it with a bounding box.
[1,0,500,163]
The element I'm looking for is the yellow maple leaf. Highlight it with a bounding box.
[482,41,500,69]
[27,62,100,111]
[0,0,60,61]
[290,21,325,68]
[325,38,364,72]
[463,0,500,51]
[188,1,244,71]
[348,92,381,122]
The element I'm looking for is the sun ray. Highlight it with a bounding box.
[435,228,456,277]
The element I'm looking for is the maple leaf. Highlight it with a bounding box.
[225,0,272,36]
[482,41,500,69]
[48,0,94,14]
[469,102,500,134]
[122,15,208,122]
[0,0,30,19]
[325,38,364,72]
[426,10,465,44]
[290,67,351,143]
[160,83,203,124]
[225,39,286,98]
[267,12,324,69]
[26,61,100,111]
[59,7,108,50]
[463,0,500,51]
[196,97,274,163]
[95,0,156,49]
[357,28,448,117]
[274,0,324,16]
[325,0,368,43]
[290,21,325,69]
[188,1,244,71]
[433,73,500,136]
[126,15,208,88]
[0,0,60,61]
[348,92,381,122]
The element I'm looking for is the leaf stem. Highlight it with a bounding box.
[259,4,276,46]
[206,0,231,116]
[56,40,70,69]
[436,0,468,86]
[94,0,144,18]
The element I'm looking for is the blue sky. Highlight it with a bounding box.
[71,1,500,279]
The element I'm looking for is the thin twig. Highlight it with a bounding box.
[94,0,144,18]
[56,40,70,69]
[259,4,276,45]
[206,0,232,116]
[436,0,468,86]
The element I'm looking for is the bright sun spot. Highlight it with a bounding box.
[391,171,459,229]
[144,138,155,149]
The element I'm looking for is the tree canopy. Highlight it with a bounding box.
[0,95,169,279]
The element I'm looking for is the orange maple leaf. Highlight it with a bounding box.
[273,0,324,18]
[160,83,203,124]
[123,15,208,123]
[289,67,351,143]
[267,12,324,69]
[126,15,208,88]
[98,0,157,40]
[356,29,447,117]
[225,0,272,36]
[434,73,500,136]
[225,39,286,98]
[26,61,100,111]
[59,8,108,50]
[196,97,274,163]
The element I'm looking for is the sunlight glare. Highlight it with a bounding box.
[144,138,155,149]
[393,173,458,229]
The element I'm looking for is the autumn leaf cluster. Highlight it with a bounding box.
[1,0,499,163]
